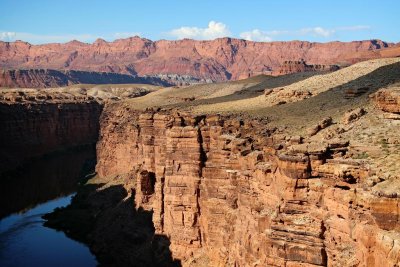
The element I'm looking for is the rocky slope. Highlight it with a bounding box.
[0,68,170,88]
[180,57,400,116]
[0,94,102,173]
[263,58,400,106]
[1,38,397,84]
[83,103,399,266]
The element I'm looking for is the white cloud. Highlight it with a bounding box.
[267,30,290,36]
[0,32,16,41]
[168,21,230,40]
[239,27,336,41]
[299,27,335,37]
[239,25,371,41]
[239,29,272,42]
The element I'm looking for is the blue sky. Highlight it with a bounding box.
[0,0,399,44]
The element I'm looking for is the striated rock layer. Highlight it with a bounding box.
[95,105,400,266]
[1,38,397,83]
[0,97,103,173]
[372,86,400,114]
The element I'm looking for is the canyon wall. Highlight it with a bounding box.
[0,69,170,88]
[0,97,102,173]
[0,38,395,83]
[95,105,400,266]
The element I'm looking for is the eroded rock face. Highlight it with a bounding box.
[342,108,366,125]
[95,105,400,266]
[0,38,394,83]
[372,86,400,114]
[307,117,333,136]
[0,97,102,173]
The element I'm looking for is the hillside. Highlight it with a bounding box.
[125,57,398,114]
[124,72,320,109]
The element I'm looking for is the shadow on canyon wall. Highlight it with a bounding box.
[0,145,96,219]
[44,181,181,267]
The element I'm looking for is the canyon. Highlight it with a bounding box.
[2,0,400,265]
[1,57,399,266]
[1,38,399,87]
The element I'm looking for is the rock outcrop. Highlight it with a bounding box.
[372,86,400,114]
[94,105,400,266]
[307,117,333,136]
[342,108,366,125]
[273,60,340,75]
[0,38,396,83]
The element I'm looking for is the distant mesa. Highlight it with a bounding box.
[1,37,399,88]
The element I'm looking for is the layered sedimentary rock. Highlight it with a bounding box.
[0,38,396,83]
[372,86,400,114]
[95,105,400,266]
[0,96,102,173]
[0,68,170,88]
[273,60,340,75]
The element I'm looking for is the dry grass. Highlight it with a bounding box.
[126,72,319,110]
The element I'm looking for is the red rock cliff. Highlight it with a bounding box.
[0,38,394,82]
[95,105,400,266]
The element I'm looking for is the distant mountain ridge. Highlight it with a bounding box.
[0,37,398,87]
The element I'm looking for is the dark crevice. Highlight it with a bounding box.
[334,184,351,190]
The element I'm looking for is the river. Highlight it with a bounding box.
[0,146,98,267]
